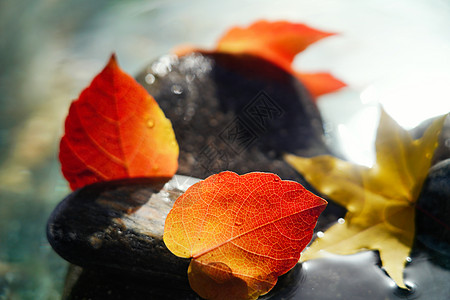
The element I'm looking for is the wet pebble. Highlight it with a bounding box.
[416,158,450,255]
[136,52,331,184]
[47,176,199,281]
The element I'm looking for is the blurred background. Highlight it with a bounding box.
[1,0,449,298]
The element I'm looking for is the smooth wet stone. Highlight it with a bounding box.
[62,265,197,300]
[416,159,450,255]
[136,52,331,183]
[47,175,199,281]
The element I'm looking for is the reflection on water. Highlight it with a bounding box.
[60,242,450,299]
[0,0,449,299]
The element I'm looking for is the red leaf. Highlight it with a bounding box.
[164,171,327,299]
[59,54,179,190]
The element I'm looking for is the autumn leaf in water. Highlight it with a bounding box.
[60,54,179,190]
[164,171,327,300]
[284,110,447,288]
[175,20,345,99]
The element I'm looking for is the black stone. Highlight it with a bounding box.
[136,52,330,183]
[416,159,450,255]
[47,176,199,281]
[62,249,450,300]
[62,265,196,300]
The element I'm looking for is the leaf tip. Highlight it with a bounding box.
[107,52,119,69]
[296,72,347,99]
[172,44,200,57]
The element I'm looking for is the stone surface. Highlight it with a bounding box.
[416,159,450,255]
[136,52,331,183]
[47,175,199,281]
[62,248,450,300]
[62,264,196,300]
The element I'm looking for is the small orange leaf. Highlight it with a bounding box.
[296,72,347,98]
[164,171,327,300]
[174,20,346,100]
[216,20,334,70]
[59,54,179,190]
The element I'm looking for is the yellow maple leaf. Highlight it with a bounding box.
[284,109,447,289]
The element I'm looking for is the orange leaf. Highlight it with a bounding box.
[216,20,334,71]
[296,72,346,98]
[174,20,346,100]
[164,171,327,300]
[59,54,179,190]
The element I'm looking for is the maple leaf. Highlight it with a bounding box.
[174,20,346,100]
[59,54,179,190]
[163,171,327,300]
[284,110,447,289]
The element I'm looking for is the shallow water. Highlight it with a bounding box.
[1,0,450,299]
[264,246,450,299]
